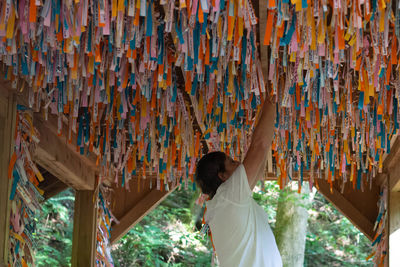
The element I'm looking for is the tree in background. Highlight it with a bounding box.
[273,184,314,267]
[253,181,372,267]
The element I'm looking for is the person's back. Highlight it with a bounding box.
[195,98,281,266]
[205,164,282,267]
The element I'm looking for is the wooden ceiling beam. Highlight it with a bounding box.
[155,2,209,155]
[174,66,209,155]
[315,178,378,240]
[33,117,96,190]
[380,136,400,192]
[110,186,177,244]
[0,80,97,190]
[0,77,97,190]
[262,170,379,240]
[256,0,269,81]
[34,114,99,172]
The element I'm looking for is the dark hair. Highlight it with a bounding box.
[195,151,226,199]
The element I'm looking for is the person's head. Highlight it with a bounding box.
[195,151,240,199]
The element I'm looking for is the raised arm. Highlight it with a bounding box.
[243,98,275,190]
[249,152,267,190]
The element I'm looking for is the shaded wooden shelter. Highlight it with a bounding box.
[1,66,399,266]
[0,0,400,266]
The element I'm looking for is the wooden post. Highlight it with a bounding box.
[389,190,400,266]
[0,92,16,266]
[71,190,98,267]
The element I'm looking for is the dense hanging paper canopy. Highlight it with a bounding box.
[263,0,399,192]
[0,0,264,189]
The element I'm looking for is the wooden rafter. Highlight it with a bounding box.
[33,117,96,190]
[111,184,177,243]
[256,0,269,82]
[316,178,379,241]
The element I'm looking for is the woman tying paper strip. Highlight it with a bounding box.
[195,98,282,267]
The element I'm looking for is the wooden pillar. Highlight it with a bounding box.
[0,92,16,266]
[389,190,400,266]
[71,190,98,267]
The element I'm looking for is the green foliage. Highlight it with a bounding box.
[304,192,373,267]
[252,181,281,230]
[111,187,213,267]
[33,189,75,267]
[32,181,374,267]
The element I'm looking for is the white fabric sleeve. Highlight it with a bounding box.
[218,164,252,204]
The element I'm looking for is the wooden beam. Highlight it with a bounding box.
[257,0,269,81]
[316,178,379,240]
[33,117,96,190]
[34,114,99,173]
[382,137,400,192]
[153,2,208,155]
[390,175,400,193]
[186,95,205,133]
[71,190,98,267]
[381,136,400,169]
[0,79,98,190]
[0,91,17,266]
[111,186,177,244]
[173,65,209,155]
